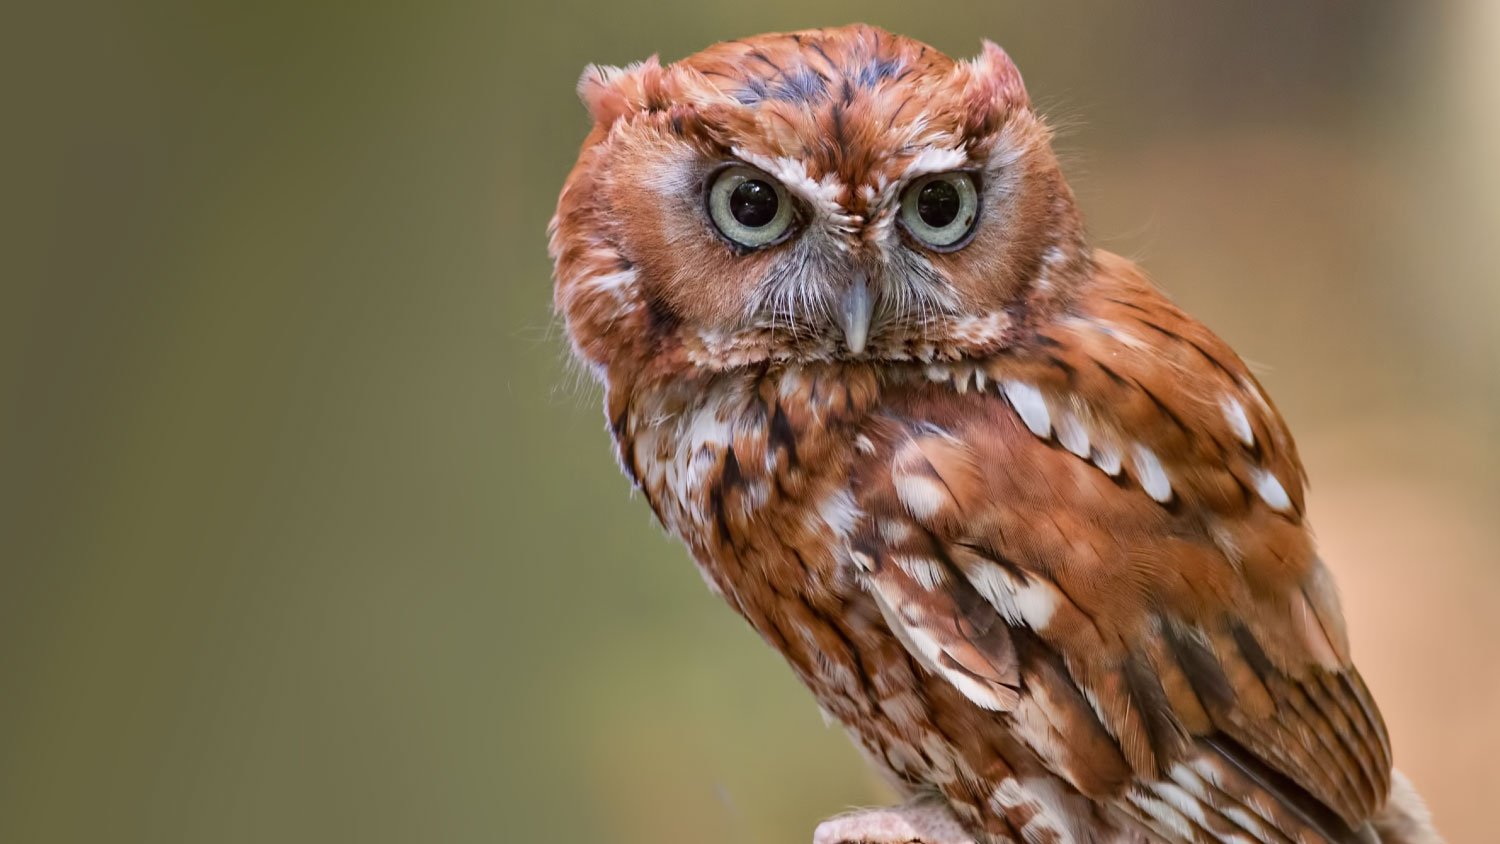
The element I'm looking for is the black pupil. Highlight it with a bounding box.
[917,179,962,228]
[729,179,778,227]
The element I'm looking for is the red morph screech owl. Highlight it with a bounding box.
[548,24,1444,844]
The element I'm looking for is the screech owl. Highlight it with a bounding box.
[548,25,1443,844]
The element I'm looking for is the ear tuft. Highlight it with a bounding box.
[969,40,1028,107]
[576,56,663,127]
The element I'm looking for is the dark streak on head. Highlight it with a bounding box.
[809,40,837,69]
[828,93,854,161]
[748,49,783,74]
[855,55,904,88]
[774,68,830,103]
[729,33,905,110]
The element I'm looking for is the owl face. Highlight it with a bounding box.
[552,25,1088,378]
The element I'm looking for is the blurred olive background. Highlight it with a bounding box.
[4,1,1497,842]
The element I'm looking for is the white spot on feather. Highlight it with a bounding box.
[1188,757,1281,831]
[1126,791,1194,841]
[683,396,733,449]
[817,488,861,538]
[1169,763,1275,844]
[894,555,948,590]
[942,662,1014,710]
[968,562,1024,626]
[1013,579,1059,630]
[1131,443,1173,502]
[1003,380,1051,437]
[1055,410,1091,458]
[850,550,875,573]
[895,473,947,520]
[989,778,1029,813]
[944,670,1012,712]
[1188,757,1224,789]
[1166,763,1208,801]
[1088,318,1150,351]
[1221,808,1274,844]
[965,562,1057,631]
[1251,467,1291,511]
[951,366,971,394]
[1091,443,1123,476]
[1153,782,1209,828]
[578,267,637,300]
[878,519,913,545]
[1221,396,1254,447]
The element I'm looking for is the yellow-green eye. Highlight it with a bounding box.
[707,166,795,249]
[900,172,979,249]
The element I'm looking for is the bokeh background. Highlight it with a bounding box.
[5,2,1497,841]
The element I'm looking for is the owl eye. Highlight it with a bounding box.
[707,166,796,249]
[899,172,980,249]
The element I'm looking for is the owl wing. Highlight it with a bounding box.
[848,264,1391,844]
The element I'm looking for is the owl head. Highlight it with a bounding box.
[551,25,1088,382]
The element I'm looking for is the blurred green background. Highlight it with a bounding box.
[5,2,1497,842]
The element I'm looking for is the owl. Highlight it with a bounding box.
[549,25,1443,844]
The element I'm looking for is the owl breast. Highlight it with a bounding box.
[615,365,953,774]
[620,364,875,635]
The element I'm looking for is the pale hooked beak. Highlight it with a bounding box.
[839,275,874,355]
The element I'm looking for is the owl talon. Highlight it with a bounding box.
[813,798,977,844]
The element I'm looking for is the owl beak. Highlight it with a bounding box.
[839,276,874,355]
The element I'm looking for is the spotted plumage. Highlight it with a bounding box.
[550,24,1442,844]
